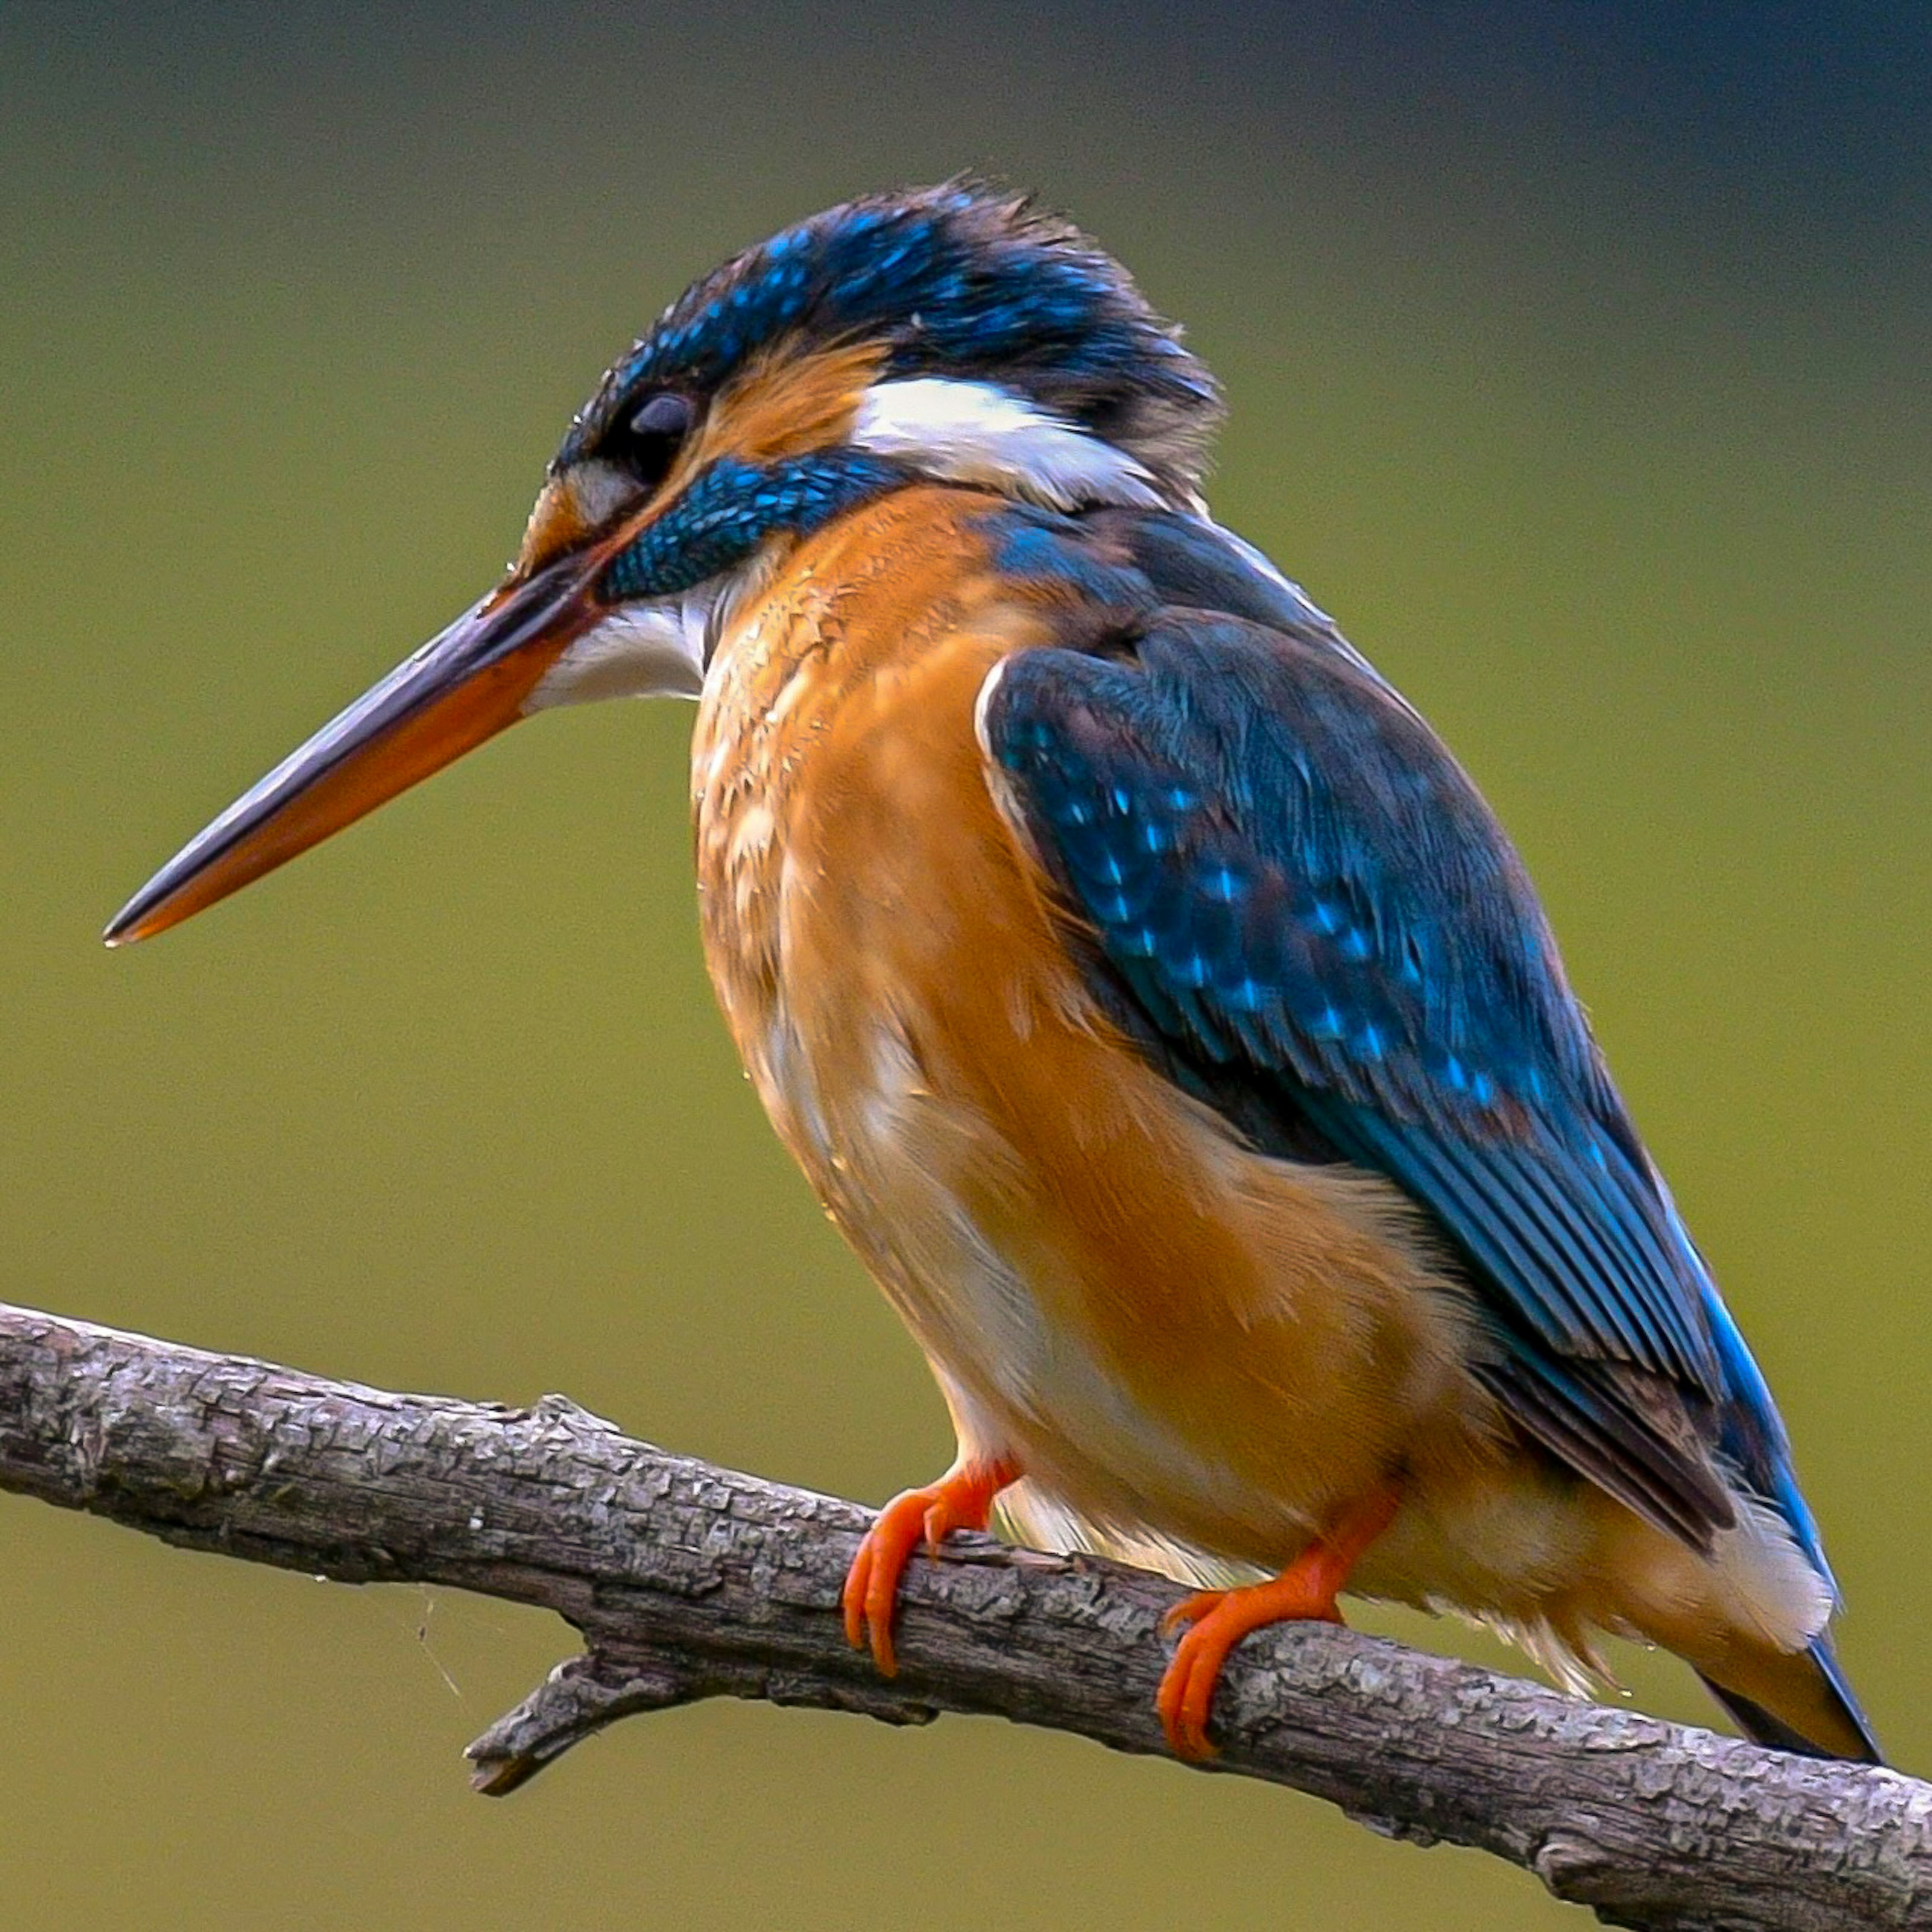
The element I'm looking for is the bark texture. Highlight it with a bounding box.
[1,1301,1923,1930]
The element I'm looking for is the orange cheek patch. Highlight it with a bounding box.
[520,340,891,580]
[517,479,595,575]
[691,338,888,470]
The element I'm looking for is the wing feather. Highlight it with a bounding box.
[980,585,1746,1545]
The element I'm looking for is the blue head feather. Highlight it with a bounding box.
[558,181,1222,489]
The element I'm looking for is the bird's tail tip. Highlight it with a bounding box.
[1700,1637,1883,1765]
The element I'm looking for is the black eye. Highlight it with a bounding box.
[609,390,695,488]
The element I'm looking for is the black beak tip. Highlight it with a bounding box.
[102,878,166,948]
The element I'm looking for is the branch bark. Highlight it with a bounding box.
[0,1302,1922,1931]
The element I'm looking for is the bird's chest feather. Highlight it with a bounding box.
[689,491,1069,1358]
[689,492,1477,1560]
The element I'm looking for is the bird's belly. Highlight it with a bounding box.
[752,978,1496,1572]
[788,1027,1294,1543]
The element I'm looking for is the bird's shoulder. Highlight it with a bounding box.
[972,500,1600,1140]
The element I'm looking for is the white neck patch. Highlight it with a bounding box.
[851,377,1163,512]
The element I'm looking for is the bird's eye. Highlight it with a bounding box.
[610,391,696,490]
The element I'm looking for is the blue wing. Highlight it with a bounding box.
[980,505,1823,1565]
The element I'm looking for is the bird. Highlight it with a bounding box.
[106,179,1879,1765]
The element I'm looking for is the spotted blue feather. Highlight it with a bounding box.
[559,181,1221,489]
[600,452,907,601]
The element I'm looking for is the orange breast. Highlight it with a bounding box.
[691,485,1495,1569]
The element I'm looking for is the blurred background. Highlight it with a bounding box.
[3,4,1926,1925]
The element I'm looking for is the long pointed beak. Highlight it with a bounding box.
[104,551,604,946]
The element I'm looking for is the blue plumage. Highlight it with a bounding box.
[982,503,1828,1561]
[559,181,1221,488]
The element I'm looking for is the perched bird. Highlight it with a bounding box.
[107,181,1878,1763]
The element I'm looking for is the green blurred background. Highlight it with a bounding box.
[4,5,1926,1925]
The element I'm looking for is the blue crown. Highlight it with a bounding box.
[558,181,1223,487]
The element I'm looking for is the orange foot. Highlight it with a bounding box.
[1158,1485,1401,1761]
[843,1456,1021,1675]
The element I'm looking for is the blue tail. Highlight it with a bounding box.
[1679,1216,1880,1761]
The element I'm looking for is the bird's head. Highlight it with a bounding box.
[106,181,1219,944]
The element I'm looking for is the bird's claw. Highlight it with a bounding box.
[841,1459,1020,1676]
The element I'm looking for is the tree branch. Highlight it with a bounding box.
[0,1302,1922,1930]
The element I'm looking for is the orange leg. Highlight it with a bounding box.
[842,1456,1021,1675]
[1157,1485,1401,1761]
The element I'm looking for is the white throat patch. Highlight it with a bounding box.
[524,596,710,711]
[851,377,1163,512]
[523,544,784,714]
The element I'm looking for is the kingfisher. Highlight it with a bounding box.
[106,181,1879,1764]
